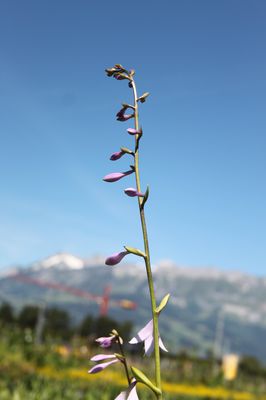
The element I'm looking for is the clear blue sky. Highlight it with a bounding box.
[0,1,265,275]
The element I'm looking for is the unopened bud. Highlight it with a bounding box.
[124,188,144,198]
[137,92,150,103]
[105,251,129,266]
[127,128,142,136]
[110,150,125,161]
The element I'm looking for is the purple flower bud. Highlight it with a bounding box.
[115,74,123,80]
[90,354,116,362]
[95,335,116,348]
[127,128,142,135]
[110,151,125,161]
[116,107,126,119]
[116,107,134,122]
[88,358,119,374]
[88,353,120,374]
[117,114,134,122]
[105,251,128,266]
[124,188,144,197]
[103,169,134,183]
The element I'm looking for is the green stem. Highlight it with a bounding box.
[117,336,131,385]
[131,79,163,399]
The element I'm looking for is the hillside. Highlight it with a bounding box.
[1,253,266,361]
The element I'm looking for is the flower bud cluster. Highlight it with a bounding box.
[103,64,149,267]
[89,331,140,399]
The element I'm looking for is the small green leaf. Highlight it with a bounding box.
[124,246,146,258]
[141,186,149,209]
[120,147,134,155]
[114,353,125,361]
[156,293,171,314]
[137,92,150,103]
[105,68,117,77]
[131,366,161,395]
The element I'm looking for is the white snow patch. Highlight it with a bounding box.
[38,253,85,270]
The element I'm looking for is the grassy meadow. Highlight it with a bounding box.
[1,324,266,400]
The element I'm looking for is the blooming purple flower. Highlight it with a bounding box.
[88,354,119,374]
[129,319,168,357]
[103,169,134,183]
[115,379,139,400]
[105,251,128,266]
[124,188,144,198]
[110,150,125,161]
[95,335,116,348]
[127,128,142,136]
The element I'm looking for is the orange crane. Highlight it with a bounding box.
[10,273,137,316]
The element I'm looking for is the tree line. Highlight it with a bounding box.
[1,302,266,384]
[0,301,132,342]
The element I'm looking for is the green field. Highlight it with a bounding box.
[1,325,266,400]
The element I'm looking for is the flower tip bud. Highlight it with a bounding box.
[124,188,144,197]
[103,169,134,183]
[116,106,134,121]
[127,128,142,136]
[103,172,123,182]
[103,172,124,182]
[105,251,128,266]
[117,114,134,122]
[110,150,125,161]
[114,74,124,80]
[95,335,116,348]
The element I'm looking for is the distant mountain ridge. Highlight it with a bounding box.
[1,253,266,362]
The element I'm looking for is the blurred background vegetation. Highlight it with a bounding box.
[1,301,266,400]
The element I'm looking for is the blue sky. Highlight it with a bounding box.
[0,1,265,275]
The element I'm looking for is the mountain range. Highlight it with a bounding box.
[1,253,266,361]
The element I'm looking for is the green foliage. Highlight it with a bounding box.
[44,307,72,340]
[2,300,133,344]
[0,323,266,400]
[18,305,39,330]
[239,355,266,377]
[0,302,15,325]
[93,315,132,342]
[78,315,94,337]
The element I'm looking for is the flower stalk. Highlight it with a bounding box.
[117,335,131,385]
[131,78,163,399]
[99,64,167,400]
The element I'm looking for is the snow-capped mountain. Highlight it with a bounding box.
[32,253,86,270]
